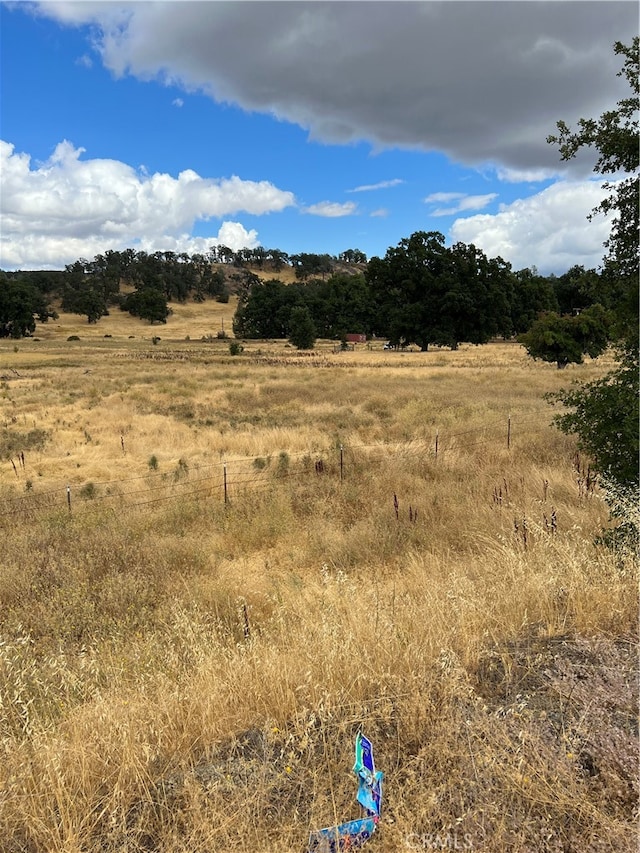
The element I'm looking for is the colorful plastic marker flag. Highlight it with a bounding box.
[308,732,383,852]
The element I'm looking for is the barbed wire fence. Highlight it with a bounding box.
[0,410,589,527]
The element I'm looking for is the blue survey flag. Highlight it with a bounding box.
[353,732,383,817]
[308,732,383,852]
[307,817,377,852]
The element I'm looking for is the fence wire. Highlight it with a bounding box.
[0,411,560,525]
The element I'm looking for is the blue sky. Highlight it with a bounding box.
[1,1,637,272]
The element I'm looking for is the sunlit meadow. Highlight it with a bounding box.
[0,298,637,852]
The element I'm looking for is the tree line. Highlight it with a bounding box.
[0,237,621,367]
[0,245,369,336]
[233,232,622,364]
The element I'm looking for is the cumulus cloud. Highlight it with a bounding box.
[303,200,357,218]
[31,1,637,173]
[450,181,611,274]
[425,192,498,216]
[0,139,294,268]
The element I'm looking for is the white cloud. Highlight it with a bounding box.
[424,192,464,204]
[215,222,259,251]
[349,179,404,193]
[0,226,259,271]
[425,192,498,217]
[30,1,637,173]
[133,224,259,256]
[0,140,294,269]
[495,166,561,184]
[370,208,389,219]
[450,180,611,274]
[172,97,184,108]
[303,201,357,218]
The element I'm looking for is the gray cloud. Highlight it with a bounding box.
[35,1,638,173]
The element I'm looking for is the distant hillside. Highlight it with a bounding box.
[222,259,368,291]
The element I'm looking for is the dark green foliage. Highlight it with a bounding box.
[290,252,334,281]
[231,240,578,349]
[0,274,57,338]
[302,273,373,339]
[190,255,226,302]
[232,273,373,341]
[288,305,316,349]
[1,269,65,295]
[510,268,559,334]
[232,279,294,338]
[62,259,111,322]
[366,231,515,350]
[549,347,638,488]
[87,251,128,305]
[339,248,367,264]
[62,281,107,323]
[266,248,289,271]
[121,288,169,323]
[55,248,234,319]
[519,304,612,369]
[553,265,607,316]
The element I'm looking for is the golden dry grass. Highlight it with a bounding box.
[0,301,637,852]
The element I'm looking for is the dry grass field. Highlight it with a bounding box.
[0,298,637,852]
